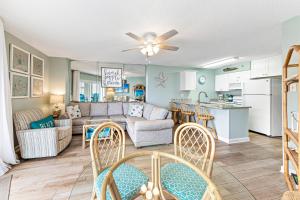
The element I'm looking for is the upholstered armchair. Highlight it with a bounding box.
[14,109,72,159]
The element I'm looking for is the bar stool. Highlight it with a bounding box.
[169,102,180,124]
[195,104,218,139]
[180,103,195,124]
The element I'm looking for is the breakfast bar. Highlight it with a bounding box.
[174,102,251,144]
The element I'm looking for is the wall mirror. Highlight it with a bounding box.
[70,61,146,102]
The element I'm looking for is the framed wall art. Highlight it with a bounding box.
[31,54,44,77]
[31,76,44,98]
[10,44,30,74]
[10,72,30,98]
[101,67,122,88]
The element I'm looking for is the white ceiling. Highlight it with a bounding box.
[1,0,300,67]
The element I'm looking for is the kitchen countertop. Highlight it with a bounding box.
[173,101,251,110]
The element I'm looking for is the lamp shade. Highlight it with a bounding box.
[50,95,64,104]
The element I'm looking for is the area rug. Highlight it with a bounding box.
[0,175,12,200]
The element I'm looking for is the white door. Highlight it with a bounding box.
[243,78,271,95]
[244,95,271,135]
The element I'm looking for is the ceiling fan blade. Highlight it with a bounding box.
[156,29,178,42]
[160,45,179,51]
[121,47,142,52]
[125,32,144,42]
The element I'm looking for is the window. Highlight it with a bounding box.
[79,80,103,102]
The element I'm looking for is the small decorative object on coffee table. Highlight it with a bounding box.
[50,94,64,119]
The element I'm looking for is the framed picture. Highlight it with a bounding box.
[31,54,44,77]
[10,44,30,74]
[31,77,44,97]
[101,67,122,88]
[10,72,30,98]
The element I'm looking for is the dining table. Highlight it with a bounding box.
[68,150,255,200]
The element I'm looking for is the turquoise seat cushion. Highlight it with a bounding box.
[95,164,148,200]
[30,115,55,129]
[86,127,110,140]
[161,163,208,200]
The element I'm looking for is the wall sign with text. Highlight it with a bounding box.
[101,67,122,88]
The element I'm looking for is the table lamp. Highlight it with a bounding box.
[50,94,64,118]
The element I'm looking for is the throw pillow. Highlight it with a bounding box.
[149,107,168,120]
[30,115,55,129]
[86,127,111,140]
[66,105,82,119]
[128,103,144,117]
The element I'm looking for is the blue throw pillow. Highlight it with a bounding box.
[86,127,111,140]
[30,115,55,129]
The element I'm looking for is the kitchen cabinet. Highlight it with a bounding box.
[215,74,229,91]
[180,71,196,90]
[215,71,250,91]
[250,55,282,78]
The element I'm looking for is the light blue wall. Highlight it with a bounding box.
[282,16,300,128]
[146,65,216,108]
[49,57,71,104]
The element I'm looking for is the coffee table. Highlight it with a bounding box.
[82,119,112,149]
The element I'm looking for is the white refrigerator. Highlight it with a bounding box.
[243,78,282,136]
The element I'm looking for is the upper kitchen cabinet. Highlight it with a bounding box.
[180,71,196,90]
[250,55,282,78]
[215,74,229,91]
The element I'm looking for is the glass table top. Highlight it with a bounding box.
[68,161,255,200]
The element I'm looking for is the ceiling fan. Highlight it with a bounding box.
[122,29,179,57]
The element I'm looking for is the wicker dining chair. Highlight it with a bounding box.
[90,121,148,200]
[195,104,218,139]
[174,122,215,177]
[160,123,216,200]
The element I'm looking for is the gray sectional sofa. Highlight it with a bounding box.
[69,102,174,147]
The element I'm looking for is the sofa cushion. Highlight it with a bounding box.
[135,119,174,131]
[149,107,168,120]
[123,103,129,114]
[72,116,92,126]
[110,115,127,123]
[78,103,91,117]
[126,116,146,123]
[14,108,44,131]
[128,103,143,117]
[91,116,111,123]
[143,103,154,120]
[108,102,123,115]
[90,103,108,116]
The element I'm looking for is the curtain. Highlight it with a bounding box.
[0,18,18,176]
[72,70,80,102]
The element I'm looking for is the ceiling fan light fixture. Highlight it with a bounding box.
[153,45,160,54]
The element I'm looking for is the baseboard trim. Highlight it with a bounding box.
[218,136,250,144]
